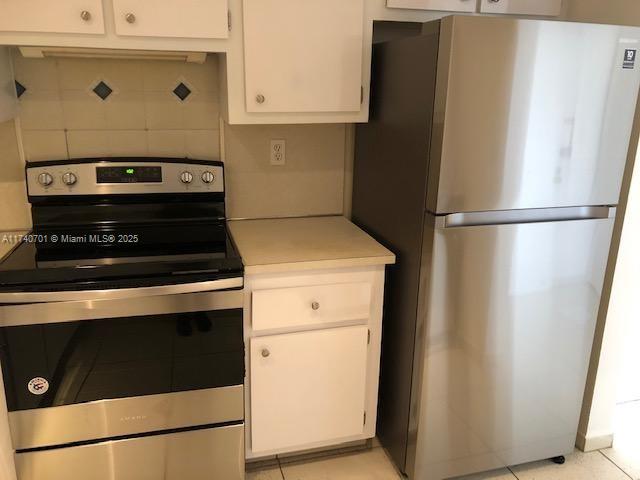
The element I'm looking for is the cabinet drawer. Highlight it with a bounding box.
[250,326,368,453]
[479,0,561,16]
[0,0,105,34]
[112,0,229,39]
[252,282,371,331]
[387,0,475,13]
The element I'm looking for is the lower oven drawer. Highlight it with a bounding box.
[9,386,244,451]
[15,424,244,480]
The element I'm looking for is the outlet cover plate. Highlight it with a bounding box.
[270,139,286,166]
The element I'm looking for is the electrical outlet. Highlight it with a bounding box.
[270,139,286,166]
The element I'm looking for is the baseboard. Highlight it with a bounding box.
[576,432,614,452]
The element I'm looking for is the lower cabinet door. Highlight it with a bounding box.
[250,326,369,454]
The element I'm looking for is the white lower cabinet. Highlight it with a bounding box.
[244,266,386,458]
[250,326,369,454]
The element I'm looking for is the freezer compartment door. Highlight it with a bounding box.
[412,216,614,480]
[430,16,640,213]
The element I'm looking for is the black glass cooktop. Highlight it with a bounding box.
[0,223,243,293]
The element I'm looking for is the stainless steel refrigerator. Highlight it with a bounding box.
[353,15,640,480]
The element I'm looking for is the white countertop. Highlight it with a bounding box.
[228,216,395,274]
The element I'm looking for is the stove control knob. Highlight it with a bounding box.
[37,172,53,187]
[180,171,194,184]
[62,172,77,186]
[201,171,215,184]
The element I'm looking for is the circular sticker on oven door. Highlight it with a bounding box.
[27,377,49,395]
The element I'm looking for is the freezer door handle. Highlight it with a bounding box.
[436,206,616,229]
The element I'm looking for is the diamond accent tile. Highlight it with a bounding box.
[173,82,192,101]
[92,81,113,101]
[15,81,26,99]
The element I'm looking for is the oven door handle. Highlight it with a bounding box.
[0,277,243,304]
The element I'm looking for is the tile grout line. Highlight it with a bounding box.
[276,455,286,480]
[598,449,634,479]
[507,465,521,480]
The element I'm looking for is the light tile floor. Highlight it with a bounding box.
[247,400,640,479]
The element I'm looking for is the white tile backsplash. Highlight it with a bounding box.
[66,130,109,158]
[18,90,64,130]
[60,90,108,130]
[105,91,147,130]
[147,130,187,158]
[22,130,68,161]
[108,130,148,156]
[185,130,220,160]
[224,123,345,219]
[143,91,186,130]
[11,52,347,219]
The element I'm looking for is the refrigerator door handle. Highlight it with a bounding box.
[436,206,616,229]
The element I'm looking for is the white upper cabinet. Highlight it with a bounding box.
[0,0,105,34]
[112,0,229,39]
[243,0,364,113]
[387,0,475,13]
[479,0,562,16]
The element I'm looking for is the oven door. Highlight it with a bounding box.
[0,286,244,452]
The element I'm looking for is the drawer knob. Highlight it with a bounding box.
[311,301,320,311]
[125,12,136,24]
[261,349,270,358]
[256,94,265,104]
[80,10,91,21]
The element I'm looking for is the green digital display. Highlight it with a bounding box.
[97,166,162,183]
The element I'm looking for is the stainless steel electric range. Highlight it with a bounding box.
[0,158,245,480]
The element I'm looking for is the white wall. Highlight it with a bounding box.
[565,0,640,451]
[0,119,29,232]
[611,153,640,405]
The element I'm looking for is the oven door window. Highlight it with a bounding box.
[0,309,243,412]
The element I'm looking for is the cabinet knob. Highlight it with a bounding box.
[80,10,91,21]
[311,301,320,311]
[261,349,270,358]
[488,0,501,2]
[125,13,136,24]
[256,94,265,104]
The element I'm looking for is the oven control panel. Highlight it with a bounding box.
[27,160,224,197]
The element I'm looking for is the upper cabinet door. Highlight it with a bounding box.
[112,0,229,39]
[479,0,562,16]
[386,0,475,13]
[0,0,105,34]
[243,0,364,113]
